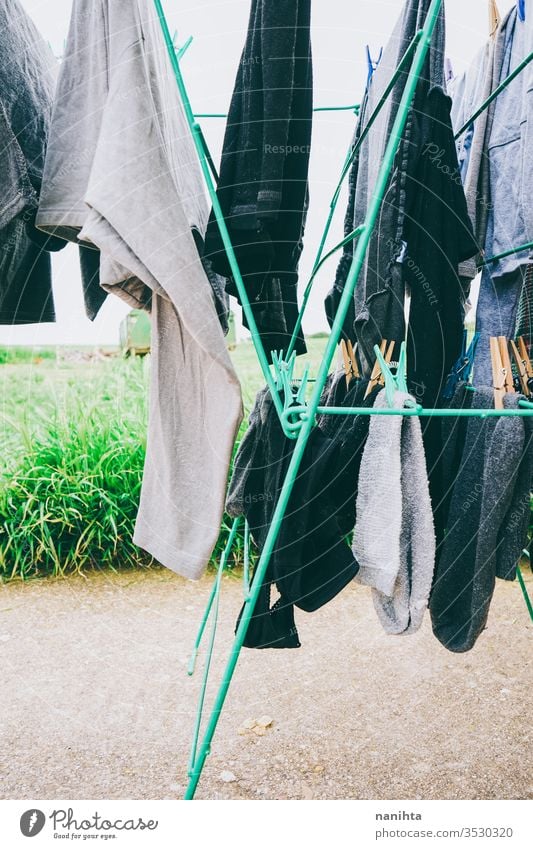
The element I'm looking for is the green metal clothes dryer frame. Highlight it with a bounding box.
[152,0,533,800]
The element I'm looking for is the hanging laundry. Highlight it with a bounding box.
[36,1,228,326]
[448,34,497,281]
[204,0,313,360]
[458,5,533,381]
[37,0,243,579]
[430,385,533,653]
[353,389,436,635]
[325,0,477,391]
[227,376,381,648]
[0,0,59,325]
[516,264,533,349]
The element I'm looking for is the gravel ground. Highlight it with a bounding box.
[1,567,532,800]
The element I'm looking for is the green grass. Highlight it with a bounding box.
[2,338,530,581]
[0,339,328,581]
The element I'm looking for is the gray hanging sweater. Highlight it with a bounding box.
[37,0,243,579]
[353,390,436,635]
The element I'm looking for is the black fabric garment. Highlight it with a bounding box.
[79,246,106,322]
[430,389,532,653]
[325,0,448,363]
[0,0,57,325]
[433,382,473,552]
[325,0,476,389]
[229,379,379,649]
[516,264,533,355]
[0,215,54,324]
[403,87,478,544]
[204,0,312,359]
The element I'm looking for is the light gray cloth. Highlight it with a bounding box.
[473,266,525,385]
[449,37,496,279]
[37,0,243,578]
[483,6,533,278]
[353,389,436,635]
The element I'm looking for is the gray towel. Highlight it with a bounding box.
[353,389,436,635]
[430,388,530,652]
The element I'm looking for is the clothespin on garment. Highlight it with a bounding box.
[510,338,530,395]
[365,339,395,399]
[490,337,514,409]
[372,341,412,409]
[442,330,480,401]
[340,339,360,388]
[489,0,501,37]
[498,337,515,393]
[511,336,533,395]
[365,45,383,84]
[517,0,526,23]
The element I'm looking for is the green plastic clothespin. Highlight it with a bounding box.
[172,30,193,60]
[373,341,411,408]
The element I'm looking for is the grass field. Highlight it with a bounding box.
[0,338,328,581]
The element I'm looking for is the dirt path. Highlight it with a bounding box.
[1,567,532,800]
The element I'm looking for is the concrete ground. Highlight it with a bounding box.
[1,567,532,800]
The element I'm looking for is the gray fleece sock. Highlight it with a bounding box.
[354,389,436,635]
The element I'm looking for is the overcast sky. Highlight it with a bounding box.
[4,0,517,347]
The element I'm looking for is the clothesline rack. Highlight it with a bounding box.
[154,0,533,799]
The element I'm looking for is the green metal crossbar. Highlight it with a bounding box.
[482,240,533,267]
[195,104,360,119]
[455,49,533,140]
[153,0,533,799]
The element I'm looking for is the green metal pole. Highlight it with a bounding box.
[455,50,533,139]
[194,104,360,118]
[153,0,284,421]
[482,240,533,267]
[184,0,444,799]
[187,517,242,773]
[517,551,533,622]
[187,517,242,677]
[311,405,533,418]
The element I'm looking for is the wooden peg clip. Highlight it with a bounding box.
[510,339,529,396]
[365,339,395,399]
[340,339,360,389]
[490,337,508,409]
[498,336,515,393]
[489,0,500,38]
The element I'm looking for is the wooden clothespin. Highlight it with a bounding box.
[498,337,515,393]
[518,337,533,380]
[490,337,512,409]
[489,0,500,38]
[365,339,395,399]
[510,336,533,396]
[510,339,529,396]
[340,339,360,388]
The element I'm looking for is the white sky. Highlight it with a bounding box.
[4,0,517,347]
